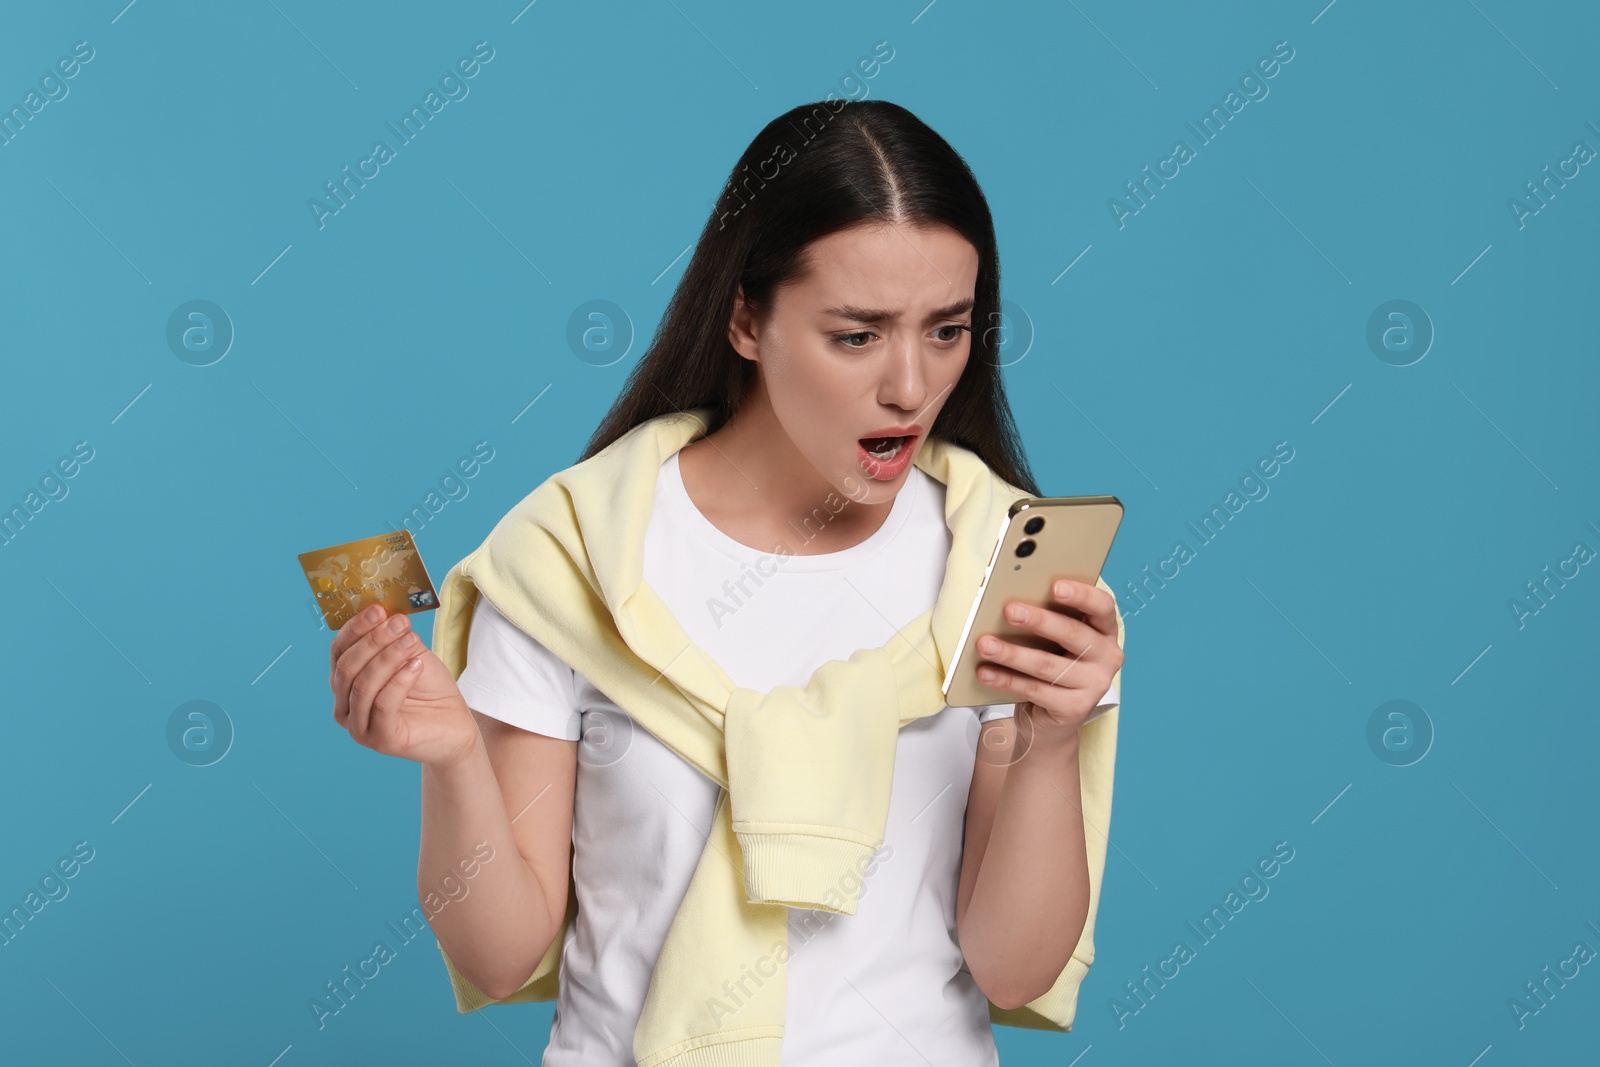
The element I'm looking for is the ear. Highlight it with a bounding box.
[727,285,761,364]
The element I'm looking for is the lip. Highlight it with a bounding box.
[860,423,922,440]
[857,426,921,481]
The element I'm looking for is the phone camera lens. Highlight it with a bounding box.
[1015,539,1036,558]
[1023,516,1045,535]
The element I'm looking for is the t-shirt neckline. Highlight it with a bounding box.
[659,451,922,573]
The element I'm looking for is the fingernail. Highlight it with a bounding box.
[1055,581,1071,599]
[387,615,408,634]
[978,636,999,655]
[1005,603,1027,623]
[365,605,383,623]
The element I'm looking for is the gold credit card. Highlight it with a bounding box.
[298,530,439,631]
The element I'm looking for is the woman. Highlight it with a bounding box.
[328,99,1124,1065]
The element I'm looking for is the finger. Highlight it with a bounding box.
[1052,580,1118,638]
[979,659,1112,721]
[330,604,390,718]
[981,627,1099,692]
[976,661,1068,709]
[348,626,421,737]
[367,651,424,750]
[348,627,422,738]
[1003,600,1101,663]
[331,603,387,667]
[334,611,413,722]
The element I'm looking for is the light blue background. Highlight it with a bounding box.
[2,1,1596,1064]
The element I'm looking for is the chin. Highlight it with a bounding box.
[837,467,895,506]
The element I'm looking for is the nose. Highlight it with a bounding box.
[877,333,929,414]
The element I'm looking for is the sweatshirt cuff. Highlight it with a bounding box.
[733,832,878,914]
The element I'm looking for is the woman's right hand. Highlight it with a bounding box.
[329,604,481,768]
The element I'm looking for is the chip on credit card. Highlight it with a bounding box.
[298,530,438,631]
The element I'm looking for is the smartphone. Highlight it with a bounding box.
[941,494,1124,708]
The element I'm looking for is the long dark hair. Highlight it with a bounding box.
[578,98,1040,497]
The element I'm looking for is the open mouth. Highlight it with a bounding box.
[859,434,912,461]
[857,431,920,479]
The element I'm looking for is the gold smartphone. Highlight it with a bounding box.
[941,494,1124,708]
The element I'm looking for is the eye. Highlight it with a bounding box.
[934,324,973,344]
[833,331,875,349]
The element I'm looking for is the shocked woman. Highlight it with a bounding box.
[328,98,1124,1067]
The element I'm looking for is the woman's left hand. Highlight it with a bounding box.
[974,579,1123,744]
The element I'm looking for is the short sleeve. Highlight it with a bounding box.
[976,680,1120,724]
[457,595,584,741]
[977,703,1016,724]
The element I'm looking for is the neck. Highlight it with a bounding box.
[677,399,898,557]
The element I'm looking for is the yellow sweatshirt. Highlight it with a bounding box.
[428,406,1124,1066]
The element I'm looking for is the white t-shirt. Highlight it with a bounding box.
[458,451,1117,1066]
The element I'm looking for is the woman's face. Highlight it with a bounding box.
[730,221,980,506]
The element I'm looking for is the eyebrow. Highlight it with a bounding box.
[821,297,975,324]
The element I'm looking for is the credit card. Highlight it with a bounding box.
[298,530,438,631]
